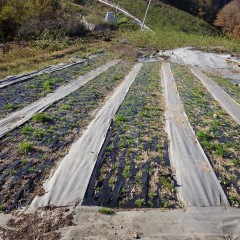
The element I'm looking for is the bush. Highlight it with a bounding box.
[0,0,88,41]
[215,0,240,38]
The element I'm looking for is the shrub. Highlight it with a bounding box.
[0,0,88,41]
[215,0,240,38]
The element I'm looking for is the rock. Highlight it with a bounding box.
[213,113,218,119]
[119,39,130,45]
[132,232,140,239]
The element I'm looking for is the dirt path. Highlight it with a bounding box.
[191,67,240,124]
[161,63,228,207]
[0,60,120,138]
[59,206,240,240]
[30,63,143,208]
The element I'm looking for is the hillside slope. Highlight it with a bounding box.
[91,0,240,52]
[110,0,218,34]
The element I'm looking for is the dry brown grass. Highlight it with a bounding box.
[109,43,138,60]
[0,40,110,80]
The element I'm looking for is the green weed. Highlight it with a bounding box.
[32,113,52,123]
[135,198,145,207]
[19,142,34,153]
[98,207,114,215]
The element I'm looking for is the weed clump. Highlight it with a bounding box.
[19,142,34,153]
[135,198,145,207]
[98,207,114,215]
[4,103,14,111]
[32,113,52,123]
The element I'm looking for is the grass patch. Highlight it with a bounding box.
[98,207,115,215]
[0,41,110,80]
[4,103,14,111]
[114,114,128,124]
[123,29,240,53]
[32,113,52,123]
[21,126,35,135]
[19,142,34,153]
[110,0,240,53]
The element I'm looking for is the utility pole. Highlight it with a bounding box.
[141,0,151,30]
[115,1,120,25]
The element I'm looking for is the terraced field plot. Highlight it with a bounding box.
[0,56,239,215]
[172,64,240,207]
[0,54,108,119]
[84,63,179,209]
[0,61,133,211]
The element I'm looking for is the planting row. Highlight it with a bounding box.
[83,63,179,209]
[203,71,240,104]
[172,64,240,207]
[0,61,133,212]
[0,54,109,119]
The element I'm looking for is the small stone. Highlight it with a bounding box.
[213,113,217,119]
[132,233,140,239]
[120,225,123,229]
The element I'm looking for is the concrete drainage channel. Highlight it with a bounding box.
[0,48,239,239]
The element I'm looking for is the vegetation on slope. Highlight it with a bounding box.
[215,0,240,38]
[161,0,231,23]
[112,0,218,34]
[109,0,240,52]
[0,0,90,41]
[1,0,240,80]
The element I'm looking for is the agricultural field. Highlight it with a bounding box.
[0,54,109,119]
[171,63,240,207]
[0,61,133,211]
[83,63,179,209]
[203,71,240,104]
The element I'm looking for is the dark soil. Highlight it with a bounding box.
[0,207,75,240]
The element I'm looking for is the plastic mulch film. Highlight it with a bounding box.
[161,63,229,207]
